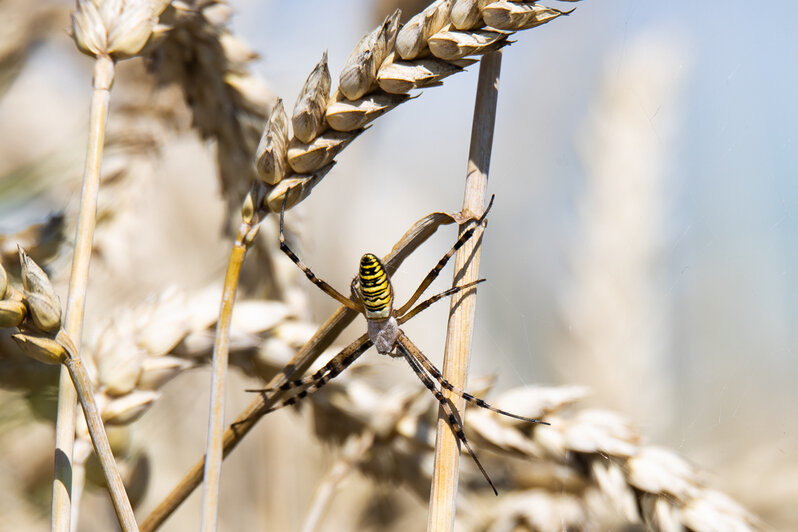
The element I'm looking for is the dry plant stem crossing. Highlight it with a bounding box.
[141,210,463,531]
[57,331,138,532]
[200,216,257,532]
[54,55,138,532]
[428,50,502,532]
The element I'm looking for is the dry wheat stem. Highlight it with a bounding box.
[53,54,138,532]
[140,208,469,531]
[428,49,501,532]
[200,210,261,532]
[56,330,138,532]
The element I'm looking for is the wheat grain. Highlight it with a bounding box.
[450,0,491,30]
[287,130,361,175]
[340,11,401,101]
[255,99,289,185]
[395,0,452,60]
[293,52,332,144]
[326,91,412,132]
[481,2,572,32]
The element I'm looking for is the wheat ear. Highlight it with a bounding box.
[255,1,574,212]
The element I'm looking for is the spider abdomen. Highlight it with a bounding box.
[358,253,393,319]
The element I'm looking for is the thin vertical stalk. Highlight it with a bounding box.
[200,219,253,531]
[427,50,502,531]
[52,54,114,532]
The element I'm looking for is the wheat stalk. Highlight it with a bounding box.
[428,49,502,531]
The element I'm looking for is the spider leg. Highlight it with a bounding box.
[395,195,495,316]
[397,279,486,325]
[396,337,498,495]
[279,194,362,312]
[245,333,372,414]
[397,332,547,425]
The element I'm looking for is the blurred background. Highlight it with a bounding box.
[0,0,795,530]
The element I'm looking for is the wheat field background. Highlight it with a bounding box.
[0,1,795,531]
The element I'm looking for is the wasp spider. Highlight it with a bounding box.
[249,195,547,494]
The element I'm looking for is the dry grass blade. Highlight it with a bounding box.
[52,42,137,529]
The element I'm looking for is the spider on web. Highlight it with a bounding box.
[247,194,547,494]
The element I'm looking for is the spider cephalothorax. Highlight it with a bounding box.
[248,194,547,494]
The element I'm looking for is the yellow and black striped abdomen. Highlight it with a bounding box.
[358,253,393,319]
